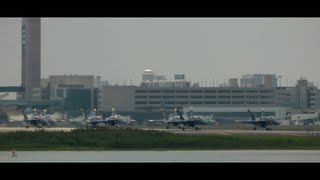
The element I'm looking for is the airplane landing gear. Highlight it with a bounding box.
[253,127,257,130]
[182,127,185,131]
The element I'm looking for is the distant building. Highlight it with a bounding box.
[192,83,200,87]
[142,69,155,82]
[174,74,185,80]
[46,75,95,111]
[100,85,292,121]
[240,74,277,88]
[95,72,320,122]
[275,86,296,107]
[100,85,135,112]
[20,18,41,100]
[219,83,229,87]
[295,78,319,110]
[229,78,239,87]
[263,74,274,88]
[40,78,49,100]
[100,81,109,87]
[140,70,190,88]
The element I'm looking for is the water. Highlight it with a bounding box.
[1,150,320,162]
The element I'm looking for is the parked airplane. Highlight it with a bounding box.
[81,108,103,128]
[175,109,209,130]
[81,108,135,128]
[103,108,136,127]
[148,108,185,129]
[186,110,218,125]
[148,108,208,130]
[234,109,281,130]
[21,108,51,128]
[39,109,59,124]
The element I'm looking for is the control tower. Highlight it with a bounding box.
[20,18,41,100]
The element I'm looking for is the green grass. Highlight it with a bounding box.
[1,128,320,150]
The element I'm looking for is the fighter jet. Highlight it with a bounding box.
[234,109,281,130]
[148,108,208,131]
[102,107,136,127]
[21,108,51,128]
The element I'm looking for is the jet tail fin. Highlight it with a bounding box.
[248,109,256,121]
[91,109,97,116]
[176,109,185,120]
[42,109,47,116]
[111,107,116,116]
[161,108,168,120]
[81,109,88,120]
[32,109,38,116]
[21,110,28,120]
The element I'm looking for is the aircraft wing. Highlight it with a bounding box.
[147,119,167,125]
[234,120,252,123]
[84,119,101,123]
[148,119,166,123]
[96,119,117,126]
[235,119,271,125]
[125,119,136,124]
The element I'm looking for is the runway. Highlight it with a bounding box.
[143,128,320,136]
[1,127,320,136]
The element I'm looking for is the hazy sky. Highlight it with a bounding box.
[1,18,320,87]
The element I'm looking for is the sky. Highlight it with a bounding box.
[1,18,320,88]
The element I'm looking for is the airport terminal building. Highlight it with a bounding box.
[99,85,292,121]
[98,71,320,122]
[38,70,320,123]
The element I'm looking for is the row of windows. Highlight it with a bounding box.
[135,101,275,105]
[136,90,274,93]
[147,102,192,104]
[135,95,274,99]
